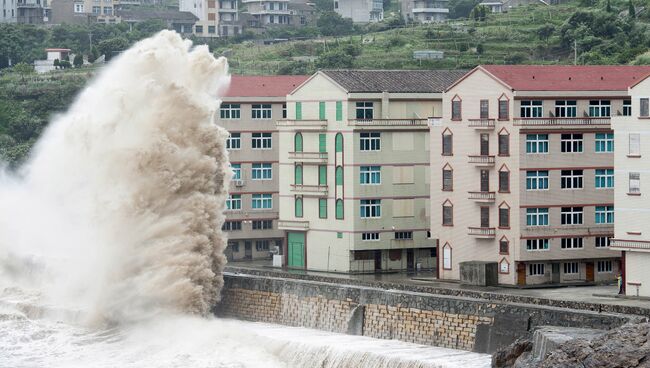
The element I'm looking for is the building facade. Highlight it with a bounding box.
[334,0,382,23]
[277,70,466,273]
[242,0,290,27]
[180,0,241,37]
[1,0,17,22]
[611,75,650,297]
[430,65,650,286]
[401,0,448,24]
[217,75,308,262]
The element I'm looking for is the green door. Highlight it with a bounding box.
[288,232,305,268]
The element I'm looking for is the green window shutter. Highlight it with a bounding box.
[295,102,302,120]
[319,101,326,120]
[319,165,327,185]
[319,198,327,218]
[295,197,303,218]
[336,101,342,121]
[335,133,343,153]
[336,199,344,219]
[336,166,343,185]
[319,133,326,153]
[295,165,303,185]
[294,133,303,152]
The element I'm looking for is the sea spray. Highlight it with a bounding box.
[0,30,231,324]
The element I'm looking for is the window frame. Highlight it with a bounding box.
[360,165,381,185]
[251,163,272,180]
[526,134,549,154]
[220,103,241,119]
[526,207,549,226]
[355,101,374,120]
[560,169,584,190]
[560,133,583,153]
[251,132,272,149]
[595,133,614,153]
[526,238,549,251]
[251,193,272,209]
[520,100,543,118]
[360,199,381,218]
[251,103,272,120]
[526,170,549,190]
[226,133,241,150]
[560,206,583,225]
[359,132,381,151]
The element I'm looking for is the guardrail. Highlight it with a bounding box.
[467,227,496,237]
[468,155,495,165]
[468,119,496,129]
[611,239,650,250]
[348,118,428,126]
[513,117,611,126]
[468,191,495,201]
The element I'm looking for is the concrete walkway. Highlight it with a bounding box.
[226,259,650,311]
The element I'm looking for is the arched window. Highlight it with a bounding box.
[294,132,303,152]
[336,199,344,219]
[335,166,343,185]
[335,133,343,153]
[295,197,303,218]
[294,165,303,185]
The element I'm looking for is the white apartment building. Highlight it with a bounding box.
[334,0,382,23]
[401,0,449,23]
[180,0,241,37]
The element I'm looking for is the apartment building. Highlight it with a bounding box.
[611,74,650,297]
[180,0,241,37]
[277,69,466,273]
[334,0,382,23]
[242,0,289,26]
[1,0,17,22]
[217,75,308,262]
[401,0,449,24]
[431,65,650,286]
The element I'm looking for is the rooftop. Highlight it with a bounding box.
[322,69,468,93]
[481,65,650,91]
[225,75,309,97]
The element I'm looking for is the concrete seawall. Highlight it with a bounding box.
[216,271,643,353]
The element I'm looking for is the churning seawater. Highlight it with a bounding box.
[0,31,490,367]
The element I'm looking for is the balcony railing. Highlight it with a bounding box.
[290,184,328,195]
[513,117,611,126]
[468,119,496,129]
[288,151,328,162]
[348,118,428,127]
[277,119,327,129]
[610,239,650,250]
[468,155,495,166]
[468,191,495,202]
[468,227,496,238]
[278,220,310,230]
[412,7,450,12]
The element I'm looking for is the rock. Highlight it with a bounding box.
[492,337,533,367]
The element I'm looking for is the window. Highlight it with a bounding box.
[252,220,273,230]
[623,99,632,116]
[589,100,610,117]
[395,231,413,240]
[226,194,241,210]
[336,199,344,219]
[595,205,614,224]
[499,170,510,192]
[360,132,380,151]
[595,133,614,152]
[252,132,272,149]
[526,208,549,226]
[561,133,583,153]
[498,133,509,156]
[295,102,302,119]
[498,99,509,120]
[335,133,343,152]
[282,103,287,119]
[527,238,549,251]
[563,262,579,274]
[336,101,342,121]
[451,98,461,120]
[294,165,303,185]
[360,166,381,184]
[222,221,242,231]
[318,165,327,186]
[92,6,100,13]
[499,237,509,254]
[629,133,640,156]
[220,103,241,119]
[252,104,272,119]
[499,206,509,228]
[597,260,612,273]
[227,133,241,150]
[561,170,583,189]
[520,100,543,118]
[252,194,272,209]
[526,134,548,153]
[294,133,303,152]
[295,197,303,217]
[231,163,241,180]
[336,166,343,185]
[555,100,577,117]
[480,206,490,228]
[630,172,641,194]
[319,133,326,153]
[443,244,452,270]
[561,207,583,225]
[195,25,203,33]
[229,241,239,252]
[319,198,327,218]
[641,98,649,117]
[561,237,583,249]
[74,3,84,12]
[529,263,545,276]
[595,169,614,188]
[442,202,453,226]
[255,240,270,251]
[595,236,611,248]
[319,101,326,120]
[442,167,453,191]
[442,131,453,156]
[251,163,272,180]
[362,232,380,241]
[526,170,549,190]
[355,102,374,120]
[480,99,489,119]
[360,199,381,218]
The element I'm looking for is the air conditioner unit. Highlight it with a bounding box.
[234,180,244,187]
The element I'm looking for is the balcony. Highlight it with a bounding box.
[249,9,291,15]
[278,219,309,231]
[467,155,495,166]
[277,119,327,130]
[218,7,238,12]
[468,119,495,130]
[290,184,328,196]
[611,239,650,251]
[468,191,495,203]
[288,151,328,163]
[513,117,610,127]
[468,227,496,238]
[412,7,449,13]
[348,118,429,129]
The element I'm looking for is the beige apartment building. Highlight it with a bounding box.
[611,74,650,297]
[431,65,650,286]
[217,75,308,261]
[277,69,466,272]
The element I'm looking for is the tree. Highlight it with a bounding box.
[73,54,83,68]
[59,60,72,69]
[316,12,354,36]
[11,62,34,81]
[537,24,555,43]
[88,46,99,63]
[476,43,484,54]
[53,59,60,69]
[97,37,129,61]
[315,49,354,68]
[628,0,635,18]
[606,0,612,12]
[448,0,479,19]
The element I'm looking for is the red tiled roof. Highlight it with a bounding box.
[224,75,309,97]
[481,65,650,91]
